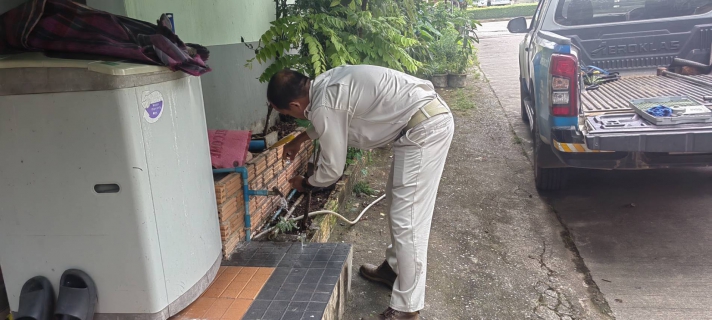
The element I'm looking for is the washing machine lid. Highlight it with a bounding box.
[0,52,188,95]
[0,52,169,75]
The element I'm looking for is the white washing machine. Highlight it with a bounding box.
[0,53,222,319]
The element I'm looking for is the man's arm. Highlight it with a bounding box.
[306,107,349,188]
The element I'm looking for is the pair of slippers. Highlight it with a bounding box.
[16,269,97,320]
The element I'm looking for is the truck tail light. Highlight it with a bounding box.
[550,54,578,117]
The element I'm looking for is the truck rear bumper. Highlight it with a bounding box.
[551,127,712,169]
[584,126,712,153]
[556,150,712,169]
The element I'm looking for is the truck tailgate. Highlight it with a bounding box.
[582,74,712,152]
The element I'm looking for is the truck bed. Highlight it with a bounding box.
[581,74,712,115]
[581,73,712,153]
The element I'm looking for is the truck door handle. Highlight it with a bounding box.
[525,48,530,52]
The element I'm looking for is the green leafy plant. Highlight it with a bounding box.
[275,217,298,234]
[420,3,480,75]
[248,0,422,82]
[353,181,376,196]
[346,147,366,165]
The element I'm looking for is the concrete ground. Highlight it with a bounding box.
[329,22,608,318]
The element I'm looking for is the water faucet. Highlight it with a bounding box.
[269,187,285,198]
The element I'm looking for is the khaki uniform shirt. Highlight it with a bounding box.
[305,65,438,187]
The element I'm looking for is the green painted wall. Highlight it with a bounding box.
[123,0,275,46]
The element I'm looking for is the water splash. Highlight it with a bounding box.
[278,196,289,212]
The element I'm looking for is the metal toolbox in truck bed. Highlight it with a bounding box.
[629,96,712,125]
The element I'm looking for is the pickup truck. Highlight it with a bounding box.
[508,0,712,190]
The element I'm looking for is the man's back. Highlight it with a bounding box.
[311,65,437,148]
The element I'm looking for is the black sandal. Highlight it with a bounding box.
[15,276,54,320]
[55,270,97,320]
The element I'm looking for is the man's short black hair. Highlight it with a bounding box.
[267,69,310,110]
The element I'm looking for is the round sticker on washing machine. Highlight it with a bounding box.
[142,91,164,123]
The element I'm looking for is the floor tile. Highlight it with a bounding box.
[286,301,309,312]
[238,288,261,299]
[219,289,241,299]
[267,300,291,312]
[233,272,254,282]
[242,308,266,320]
[229,298,254,310]
[301,311,323,319]
[226,280,248,292]
[306,302,327,312]
[220,308,247,320]
[256,267,274,275]
[261,310,285,320]
[210,279,232,291]
[204,301,230,319]
[281,311,304,320]
[207,243,352,320]
[240,267,260,276]
[252,274,271,283]
[202,286,226,298]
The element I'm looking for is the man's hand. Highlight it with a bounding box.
[290,175,308,192]
[282,131,312,161]
[283,139,301,161]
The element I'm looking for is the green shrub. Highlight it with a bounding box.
[468,3,537,20]
[353,181,376,196]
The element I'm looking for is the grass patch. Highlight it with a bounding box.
[512,136,523,145]
[451,89,477,111]
[468,3,537,20]
[353,181,376,196]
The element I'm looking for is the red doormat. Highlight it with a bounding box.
[209,130,251,168]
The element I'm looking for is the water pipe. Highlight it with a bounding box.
[249,140,266,152]
[271,189,298,222]
[252,194,386,240]
[212,167,280,241]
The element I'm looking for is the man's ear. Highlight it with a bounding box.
[288,101,303,112]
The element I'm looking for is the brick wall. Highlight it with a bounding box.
[214,139,314,258]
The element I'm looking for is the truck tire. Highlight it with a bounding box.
[520,79,529,123]
[533,119,567,191]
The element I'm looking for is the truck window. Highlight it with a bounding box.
[554,0,712,26]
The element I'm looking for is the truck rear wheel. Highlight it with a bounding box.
[533,120,567,191]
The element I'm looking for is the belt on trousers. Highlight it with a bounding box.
[405,96,450,131]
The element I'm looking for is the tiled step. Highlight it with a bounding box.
[174,242,352,320]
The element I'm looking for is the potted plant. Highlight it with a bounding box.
[429,28,459,88]
[431,61,449,88]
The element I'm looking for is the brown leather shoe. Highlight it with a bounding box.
[361,307,420,320]
[360,261,397,288]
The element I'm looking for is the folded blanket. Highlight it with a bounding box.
[0,0,211,76]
